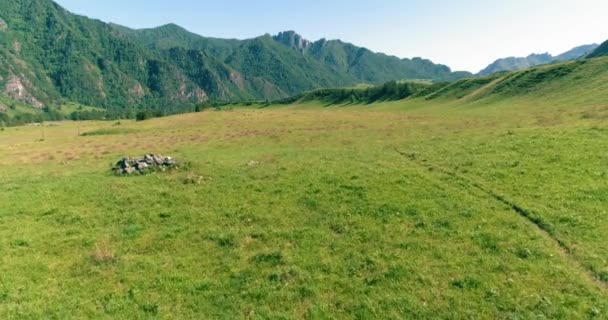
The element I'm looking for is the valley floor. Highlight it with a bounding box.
[0,99,607,318]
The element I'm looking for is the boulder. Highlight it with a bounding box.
[143,154,155,165]
[113,154,177,175]
[136,161,149,171]
[153,155,164,165]
[164,156,176,166]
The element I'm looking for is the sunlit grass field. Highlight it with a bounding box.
[0,96,607,318]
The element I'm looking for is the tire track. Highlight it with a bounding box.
[394,147,607,291]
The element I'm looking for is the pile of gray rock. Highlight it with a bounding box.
[113,154,176,175]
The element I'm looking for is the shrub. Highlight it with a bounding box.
[450,277,481,290]
[251,252,284,266]
[135,110,153,121]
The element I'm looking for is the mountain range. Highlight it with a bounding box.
[0,0,471,111]
[1,0,606,115]
[477,44,599,76]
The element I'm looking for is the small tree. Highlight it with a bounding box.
[136,110,153,121]
[0,114,7,130]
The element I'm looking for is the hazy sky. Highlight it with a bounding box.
[54,0,608,73]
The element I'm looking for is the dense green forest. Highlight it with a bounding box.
[0,0,471,123]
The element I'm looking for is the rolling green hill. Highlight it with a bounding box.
[429,57,608,106]
[286,55,608,110]
[587,39,608,58]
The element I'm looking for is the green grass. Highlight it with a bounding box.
[278,56,608,112]
[0,98,104,125]
[80,127,140,136]
[59,102,105,116]
[0,97,38,117]
[1,103,607,318]
[1,58,608,318]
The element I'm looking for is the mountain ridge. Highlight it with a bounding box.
[115,25,472,86]
[0,0,472,112]
[478,44,598,76]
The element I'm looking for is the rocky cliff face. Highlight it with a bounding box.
[4,75,43,108]
[273,31,311,51]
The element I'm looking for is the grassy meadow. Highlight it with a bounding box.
[1,91,607,318]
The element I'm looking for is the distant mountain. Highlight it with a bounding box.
[555,44,599,60]
[478,53,554,77]
[478,44,598,76]
[298,35,471,83]
[587,40,608,58]
[117,26,473,96]
[273,31,311,52]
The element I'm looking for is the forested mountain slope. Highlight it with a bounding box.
[0,0,472,113]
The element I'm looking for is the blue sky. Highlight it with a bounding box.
[54,0,608,72]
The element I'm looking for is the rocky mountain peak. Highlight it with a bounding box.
[527,53,552,59]
[273,31,311,51]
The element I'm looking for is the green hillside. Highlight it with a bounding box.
[117,26,472,88]
[287,56,608,110]
[110,23,242,58]
[0,0,208,112]
[120,26,472,84]
[432,57,608,106]
[276,31,470,82]
[0,0,471,118]
[278,81,431,105]
[587,39,608,58]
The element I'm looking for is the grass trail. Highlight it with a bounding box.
[394,147,608,291]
